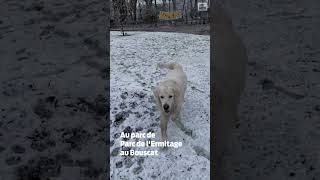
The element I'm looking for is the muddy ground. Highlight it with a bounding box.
[219,0,320,179]
[111,23,210,35]
[0,0,108,179]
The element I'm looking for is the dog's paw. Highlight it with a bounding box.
[160,137,167,142]
[174,114,181,120]
[159,146,168,152]
[185,129,193,137]
[156,63,161,69]
[157,63,167,69]
[172,115,181,122]
[158,138,168,151]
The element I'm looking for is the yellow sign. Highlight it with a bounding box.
[159,11,182,20]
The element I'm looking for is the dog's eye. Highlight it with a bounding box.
[169,95,173,98]
[160,96,164,99]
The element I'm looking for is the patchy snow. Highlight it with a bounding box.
[110,31,210,180]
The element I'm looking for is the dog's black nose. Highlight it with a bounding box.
[163,104,169,110]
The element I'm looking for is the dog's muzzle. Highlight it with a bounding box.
[163,104,170,113]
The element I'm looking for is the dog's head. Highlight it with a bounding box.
[153,81,180,114]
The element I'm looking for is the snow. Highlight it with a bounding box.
[110,31,210,179]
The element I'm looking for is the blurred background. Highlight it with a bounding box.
[111,0,210,34]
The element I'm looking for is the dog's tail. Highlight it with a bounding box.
[157,63,183,70]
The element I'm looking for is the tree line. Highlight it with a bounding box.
[111,0,207,26]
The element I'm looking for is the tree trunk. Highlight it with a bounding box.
[195,0,198,14]
[118,0,127,35]
[172,0,176,11]
[132,0,137,22]
[182,0,186,12]
[144,0,153,23]
[121,23,124,36]
[189,0,193,18]
[183,0,186,22]
[162,0,166,11]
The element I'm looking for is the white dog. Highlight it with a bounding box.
[153,63,187,142]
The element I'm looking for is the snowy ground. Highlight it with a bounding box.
[216,1,320,179]
[0,0,108,179]
[110,31,210,179]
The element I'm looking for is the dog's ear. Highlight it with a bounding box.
[153,87,162,110]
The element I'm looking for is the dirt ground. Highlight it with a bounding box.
[111,24,210,35]
[0,0,108,179]
[218,0,320,179]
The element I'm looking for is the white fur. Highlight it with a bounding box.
[153,63,187,141]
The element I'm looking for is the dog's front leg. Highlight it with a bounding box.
[172,109,181,121]
[160,114,169,142]
[172,100,182,121]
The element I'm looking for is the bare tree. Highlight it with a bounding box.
[162,0,166,11]
[182,0,185,12]
[144,0,153,23]
[138,2,143,20]
[128,0,138,22]
[172,0,176,11]
[189,0,193,9]
[195,0,198,16]
[189,0,196,18]
[113,0,128,35]
[183,0,187,22]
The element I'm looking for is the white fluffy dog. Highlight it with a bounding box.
[153,63,187,142]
